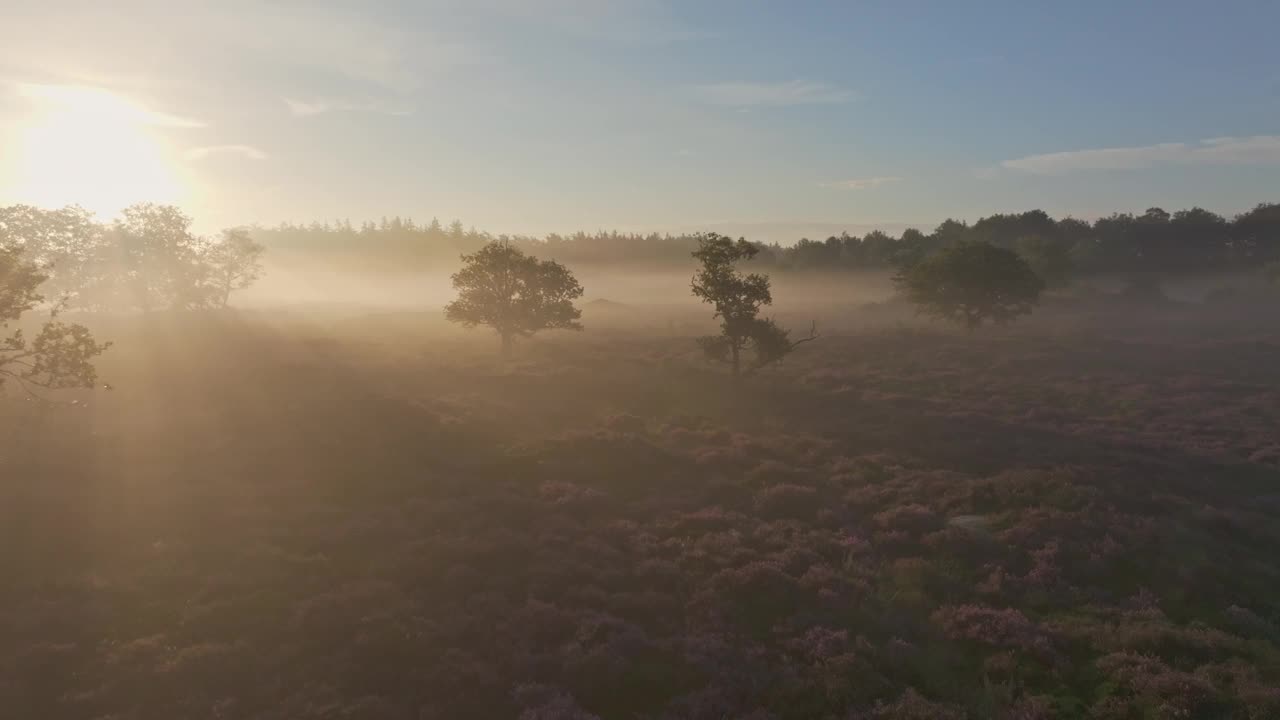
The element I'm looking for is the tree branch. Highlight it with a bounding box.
[789,320,821,349]
[0,368,54,401]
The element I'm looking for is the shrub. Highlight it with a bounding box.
[850,688,967,720]
[702,562,805,634]
[874,504,943,535]
[932,605,1054,658]
[515,685,600,720]
[754,484,822,520]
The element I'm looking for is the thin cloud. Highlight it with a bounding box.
[201,5,493,95]
[821,176,901,190]
[186,145,268,161]
[284,97,413,117]
[1003,135,1280,175]
[694,80,853,107]
[284,98,332,117]
[3,4,489,100]
[17,83,204,128]
[452,0,709,45]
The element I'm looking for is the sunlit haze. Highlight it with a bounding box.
[3,84,192,219]
[6,4,1280,719]
[2,0,1278,237]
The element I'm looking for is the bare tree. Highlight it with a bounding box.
[205,228,265,308]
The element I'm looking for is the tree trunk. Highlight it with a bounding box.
[730,343,740,377]
[500,332,514,359]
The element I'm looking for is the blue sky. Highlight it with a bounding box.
[0,0,1277,239]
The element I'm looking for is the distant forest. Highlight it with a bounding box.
[253,203,1280,275]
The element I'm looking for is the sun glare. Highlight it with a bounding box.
[6,84,190,219]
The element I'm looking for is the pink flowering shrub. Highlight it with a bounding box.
[932,605,1056,660]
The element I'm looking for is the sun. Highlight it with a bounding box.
[4,84,191,219]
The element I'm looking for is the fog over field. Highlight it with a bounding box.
[4,197,1280,719]
[239,260,896,313]
[5,2,1280,718]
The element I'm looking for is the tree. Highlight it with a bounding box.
[0,204,102,305]
[931,219,971,246]
[1233,203,1280,263]
[972,209,1058,249]
[91,204,212,311]
[892,228,933,270]
[1168,208,1230,269]
[1,245,110,393]
[894,240,1044,330]
[205,229,265,308]
[691,233,817,376]
[1014,235,1074,289]
[444,241,584,356]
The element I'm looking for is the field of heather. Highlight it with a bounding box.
[3,300,1280,719]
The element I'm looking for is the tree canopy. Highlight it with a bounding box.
[1,245,110,392]
[895,240,1044,330]
[444,241,584,355]
[102,204,211,311]
[1,204,267,312]
[0,204,100,304]
[1014,235,1074,289]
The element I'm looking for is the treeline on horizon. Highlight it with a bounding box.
[254,203,1280,275]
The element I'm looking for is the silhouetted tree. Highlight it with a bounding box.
[932,219,971,247]
[88,204,212,311]
[973,210,1059,249]
[1015,235,1074,289]
[445,241,584,356]
[892,228,933,269]
[691,233,817,376]
[205,229,265,308]
[246,200,1280,276]
[895,240,1043,330]
[1,245,110,393]
[1058,216,1093,245]
[1233,203,1280,263]
[1168,208,1230,269]
[0,204,101,305]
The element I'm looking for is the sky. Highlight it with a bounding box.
[0,0,1278,241]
